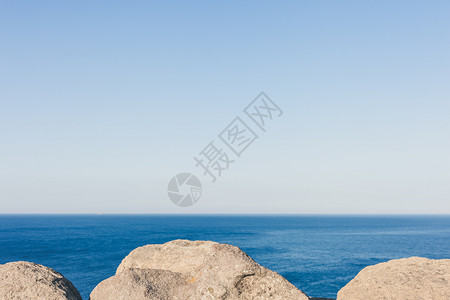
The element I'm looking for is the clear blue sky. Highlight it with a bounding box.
[1,1,449,213]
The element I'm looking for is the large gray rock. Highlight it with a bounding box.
[0,261,82,300]
[89,268,196,299]
[90,239,309,300]
[337,257,450,300]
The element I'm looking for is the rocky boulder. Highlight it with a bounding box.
[90,239,309,299]
[0,261,82,300]
[337,257,450,300]
[90,268,196,299]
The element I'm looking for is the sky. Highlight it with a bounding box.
[0,1,449,214]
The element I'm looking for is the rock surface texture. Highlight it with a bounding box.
[90,239,309,300]
[0,261,82,300]
[337,257,450,300]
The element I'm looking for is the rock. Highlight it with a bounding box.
[90,239,309,299]
[337,257,450,300]
[0,261,82,300]
[89,268,196,299]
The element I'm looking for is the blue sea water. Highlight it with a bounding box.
[0,215,449,299]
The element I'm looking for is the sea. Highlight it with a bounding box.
[0,215,449,299]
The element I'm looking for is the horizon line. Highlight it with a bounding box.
[1,213,449,216]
